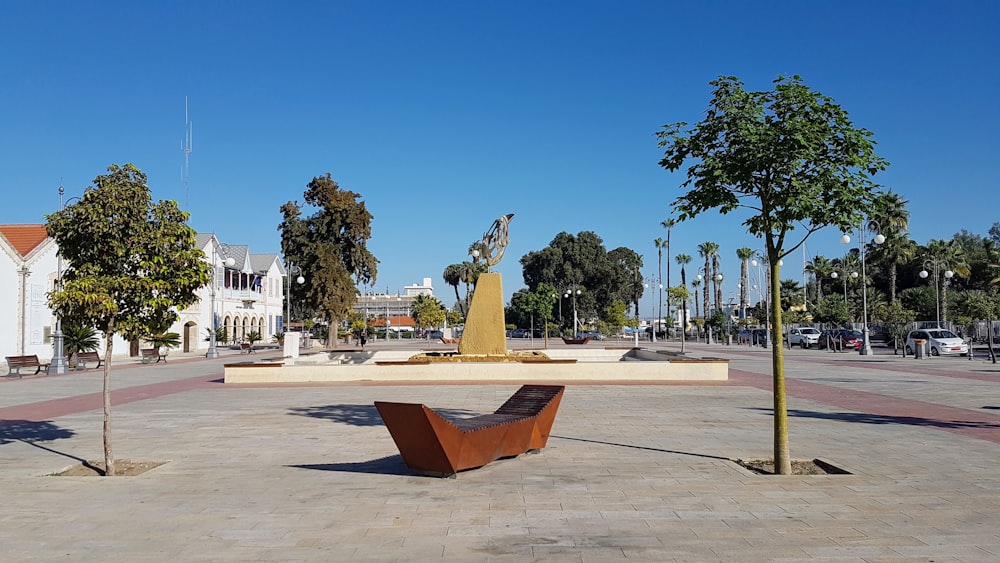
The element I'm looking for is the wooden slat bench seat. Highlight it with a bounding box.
[5,355,50,378]
[375,384,565,477]
[140,348,166,364]
[240,342,255,354]
[75,351,103,369]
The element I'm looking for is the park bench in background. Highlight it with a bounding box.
[140,348,166,364]
[75,351,103,369]
[375,384,565,477]
[5,355,50,378]
[240,342,255,354]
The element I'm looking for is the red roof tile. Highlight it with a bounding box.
[0,224,50,257]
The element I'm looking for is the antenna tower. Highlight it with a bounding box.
[182,97,193,212]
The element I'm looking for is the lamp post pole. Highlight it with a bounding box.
[50,186,70,374]
[643,276,660,342]
[920,259,953,328]
[563,285,582,337]
[206,239,235,358]
[285,261,304,336]
[842,221,884,355]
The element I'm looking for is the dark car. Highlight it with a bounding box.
[509,328,528,338]
[818,329,863,350]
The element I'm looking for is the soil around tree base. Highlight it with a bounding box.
[735,458,850,475]
[50,460,168,477]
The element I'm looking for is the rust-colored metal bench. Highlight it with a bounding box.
[375,385,565,477]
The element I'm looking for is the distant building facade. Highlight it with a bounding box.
[0,225,286,361]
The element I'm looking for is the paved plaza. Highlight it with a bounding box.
[1,339,999,561]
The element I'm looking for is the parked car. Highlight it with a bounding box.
[787,327,821,348]
[576,330,605,341]
[509,328,528,338]
[905,329,969,356]
[818,329,863,351]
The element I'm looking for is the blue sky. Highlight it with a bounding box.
[3,1,998,309]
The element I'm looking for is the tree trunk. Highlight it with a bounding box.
[769,255,791,475]
[103,325,115,476]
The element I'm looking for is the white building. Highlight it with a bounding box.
[177,234,286,352]
[0,225,286,361]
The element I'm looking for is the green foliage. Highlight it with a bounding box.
[811,296,852,326]
[446,308,464,326]
[46,163,210,344]
[244,331,262,345]
[279,174,378,347]
[603,300,630,331]
[147,332,181,350]
[657,76,887,475]
[411,294,446,331]
[204,327,228,343]
[62,324,99,355]
[520,231,641,328]
[872,301,917,349]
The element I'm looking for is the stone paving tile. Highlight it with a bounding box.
[1,344,999,560]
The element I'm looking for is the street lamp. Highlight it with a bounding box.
[920,259,953,328]
[285,261,305,335]
[206,238,236,358]
[842,221,885,355]
[563,285,582,336]
[643,276,660,342]
[51,186,79,374]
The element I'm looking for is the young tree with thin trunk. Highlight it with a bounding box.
[657,75,888,474]
[46,164,209,476]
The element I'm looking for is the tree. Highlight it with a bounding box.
[656,75,888,474]
[411,294,446,333]
[46,163,209,476]
[697,242,717,313]
[666,285,690,352]
[279,174,378,348]
[675,253,692,342]
[691,277,702,321]
[62,324,99,367]
[868,192,914,303]
[607,247,643,319]
[872,301,917,353]
[922,239,970,323]
[736,248,755,316]
[805,255,834,302]
[520,231,631,329]
[654,237,666,327]
[442,264,464,313]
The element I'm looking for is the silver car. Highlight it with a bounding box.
[905,329,969,356]
[787,327,821,348]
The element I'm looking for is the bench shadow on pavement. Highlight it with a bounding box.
[748,407,1000,430]
[286,404,478,476]
[287,404,476,426]
[288,455,411,476]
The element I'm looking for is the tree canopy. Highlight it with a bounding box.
[656,75,888,475]
[519,231,641,330]
[279,174,378,347]
[46,163,209,476]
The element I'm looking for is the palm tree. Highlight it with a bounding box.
[691,278,701,327]
[804,255,835,302]
[923,239,971,323]
[661,218,676,292]
[736,248,754,317]
[698,242,719,313]
[63,324,99,367]
[779,279,804,311]
[676,253,692,334]
[442,263,464,313]
[654,237,666,327]
[869,191,913,304]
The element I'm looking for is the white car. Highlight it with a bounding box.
[787,327,821,348]
[905,329,969,356]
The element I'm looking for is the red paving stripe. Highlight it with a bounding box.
[730,369,1000,443]
[0,373,222,425]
